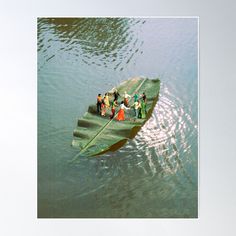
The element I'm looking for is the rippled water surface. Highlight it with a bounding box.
[38,18,198,218]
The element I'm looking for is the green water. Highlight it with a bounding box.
[38,18,198,218]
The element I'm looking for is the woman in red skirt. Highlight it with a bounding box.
[116,101,130,121]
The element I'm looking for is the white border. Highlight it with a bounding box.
[3,0,236,233]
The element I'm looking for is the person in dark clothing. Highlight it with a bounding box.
[97,93,102,114]
[113,90,120,101]
[142,92,147,103]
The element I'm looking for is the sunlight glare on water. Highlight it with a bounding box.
[38,17,198,218]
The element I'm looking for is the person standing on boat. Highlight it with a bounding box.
[97,94,103,114]
[132,99,141,120]
[113,89,120,101]
[139,99,147,119]
[123,91,131,107]
[133,91,139,103]
[116,101,130,121]
[110,99,118,119]
[101,99,106,116]
[104,93,110,109]
[141,92,147,103]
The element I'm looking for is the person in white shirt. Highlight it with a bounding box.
[123,91,131,107]
[132,100,141,119]
[116,101,130,121]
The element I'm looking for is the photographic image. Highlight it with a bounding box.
[38,17,198,218]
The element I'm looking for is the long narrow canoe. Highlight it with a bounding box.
[72,77,160,158]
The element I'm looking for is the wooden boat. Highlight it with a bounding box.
[72,76,160,158]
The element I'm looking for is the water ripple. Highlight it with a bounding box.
[91,83,198,185]
[38,18,144,72]
[38,18,198,217]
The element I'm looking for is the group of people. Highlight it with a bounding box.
[96,90,147,121]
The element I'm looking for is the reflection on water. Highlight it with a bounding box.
[38,18,144,71]
[99,83,197,183]
[38,18,198,218]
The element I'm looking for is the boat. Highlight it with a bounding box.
[72,76,160,158]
